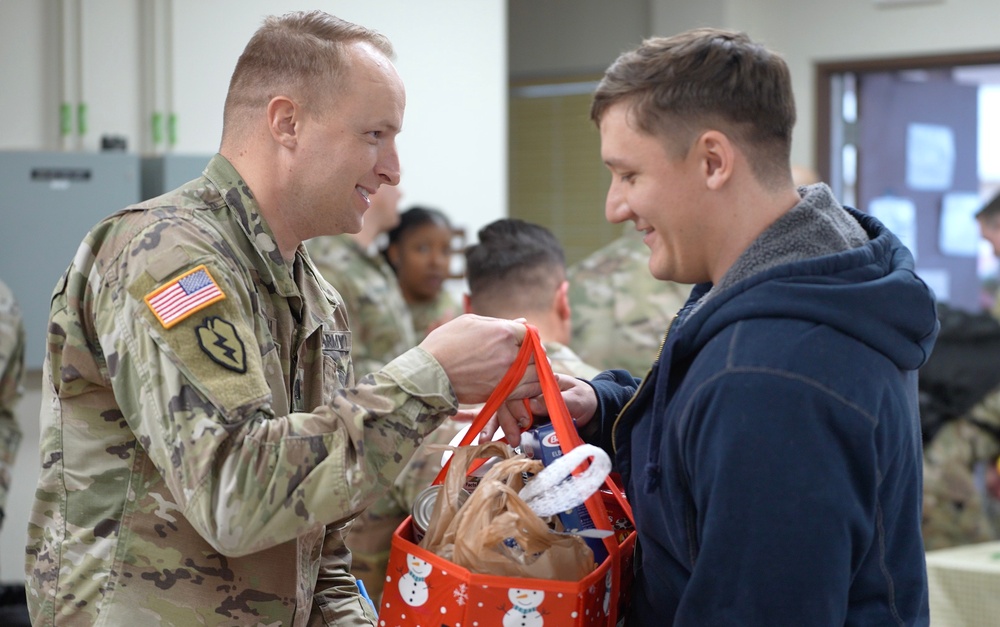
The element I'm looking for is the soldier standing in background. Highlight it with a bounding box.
[0,280,27,627]
[384,206,460,340]
[24,12,532,626]
[976,191,1000,318]
[466,218,600,380]
[917,195,1000,550]
[307,185,416,378]
[567,228,691,374]
[0,279,24,534]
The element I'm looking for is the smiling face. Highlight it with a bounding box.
[406,554,432,577]
[508,588,544,609]
[288,41,405,241]
[599,101,711,285]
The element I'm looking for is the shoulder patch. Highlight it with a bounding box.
[195,316,247,373]
[145,264,225,328]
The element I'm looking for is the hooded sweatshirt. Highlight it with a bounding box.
[588,184,938,626]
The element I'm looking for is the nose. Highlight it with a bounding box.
[376,141,401,186]
[605,180,630,224]
[432,246,450,270]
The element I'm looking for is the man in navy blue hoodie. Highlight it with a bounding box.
[495,28,938,626]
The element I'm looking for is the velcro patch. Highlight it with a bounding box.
[195,316,247,373]
[144,264,225,328]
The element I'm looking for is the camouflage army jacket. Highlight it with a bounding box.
[568,231,692,375]
[544,340,601,380]
[26,154,458,626]
[408,290,460,342]
[0,278,24,521]
[306,235,415,378]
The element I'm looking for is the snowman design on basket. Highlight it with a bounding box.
[503,588,545,627]
[398,553,432,607]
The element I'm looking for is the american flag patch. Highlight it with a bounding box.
[144,265,225,329]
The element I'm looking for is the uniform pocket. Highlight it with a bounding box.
[322,329,352,391]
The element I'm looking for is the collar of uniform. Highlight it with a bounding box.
[202,154,299,297]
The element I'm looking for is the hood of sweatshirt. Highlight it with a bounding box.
[675,184,938,372]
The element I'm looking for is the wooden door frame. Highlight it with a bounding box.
[815,49,1000,183]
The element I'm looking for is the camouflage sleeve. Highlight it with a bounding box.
[0,286,25,518]
[567,235,691,374]
[921,386,1000,550]
[967,386,1000,462]
[105,220,458,557]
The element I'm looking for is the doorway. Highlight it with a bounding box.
[816,51,1000,312]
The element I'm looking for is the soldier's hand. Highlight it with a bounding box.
[419,314,539,404]
[480,373,599,448]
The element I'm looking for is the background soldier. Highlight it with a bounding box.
[918,199,1000,550]
[0,278,23,533]
[0,279,26,627]
[568,229,691,374]
[467,218,600,380]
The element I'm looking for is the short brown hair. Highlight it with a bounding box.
[591,28,795,187]
[222,11,393,141]
[465,218,566,318]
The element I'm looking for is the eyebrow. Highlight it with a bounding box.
[376,118,402,134]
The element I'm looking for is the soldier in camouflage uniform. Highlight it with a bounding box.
[567,229,692,375]
[306,184,415,378]
[24,12,530,627]
[922,404,1000,550]
[976,192,1000,320]
[385,206,460,341]
[466,218,601,381]
[918,197,1000,550]
[0,279,24,531]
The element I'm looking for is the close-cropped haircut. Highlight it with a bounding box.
[465,219,566,316]
[222,10,393,141]
[591,28,795,187]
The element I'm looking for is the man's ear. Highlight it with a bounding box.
[266,96,299,148]
[554,280,571,322]
[462,293,473,315]
[697,130,734,191]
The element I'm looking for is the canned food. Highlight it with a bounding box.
[411,484,440,545]
[462,455,502,494]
